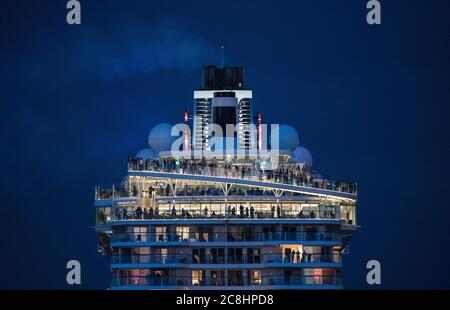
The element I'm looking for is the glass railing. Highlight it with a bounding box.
[102,206,353,224]
[111,253,341,265]
[111,231,341,243]
[111,275,342,287]
[95,186,130,200]
[127,158,357,195]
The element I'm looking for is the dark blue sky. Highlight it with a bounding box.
[1,0,449,289]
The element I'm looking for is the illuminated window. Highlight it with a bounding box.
[176,226,190,241]
[133,226,147,242]
[248,270,262,285]
[192,270,204,285]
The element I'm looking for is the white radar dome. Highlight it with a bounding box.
[148,123,177,153]
[136,148,155,160]
[270,125,299,150]
[293,145,313,167]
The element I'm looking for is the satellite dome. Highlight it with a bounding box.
[148,123,177,153]
[293,146,313,167]
[270,125,299,150]
[136,148,155,160]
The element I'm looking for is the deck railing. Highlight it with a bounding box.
[96,204,354,225]
[111,275,342,287]
[126,158,357,195]
[111,231,342,243]
[111,253,342,265]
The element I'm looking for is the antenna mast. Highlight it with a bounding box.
[220,45,224,68]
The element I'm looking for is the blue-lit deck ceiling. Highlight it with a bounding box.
[128,171,357,201]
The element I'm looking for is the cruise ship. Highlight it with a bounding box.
[94,65,358,290]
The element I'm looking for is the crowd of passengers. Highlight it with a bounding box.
[175,185,274,197]
[127,157,357,193]
[113,204,337,221]
[128,156,311,181]
[98,184,299,200]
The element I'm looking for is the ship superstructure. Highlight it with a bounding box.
[94,65,358,289]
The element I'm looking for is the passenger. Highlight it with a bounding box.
[155,273,162,286]
[149,207,154,219]
[143,208,148,219]
[98,211,107,223]
[271,206,275,218]
[245,207,249,218]
[135,206,143,219]
[116,207,124,220]
[291,249,296,263]
[145,273,152,285]
[171,206,177,217]
[239,205,244,218]
[164,184,170,196]
[250,206,255,218]
[284,252,290,263]
[296,249,301,263]
[310,211,315,219]
[203,206,209,217]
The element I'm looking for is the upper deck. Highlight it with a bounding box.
[94,157,357,226]
[125,157,357,201]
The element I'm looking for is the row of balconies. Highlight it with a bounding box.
[96,204,355,225]
[111,275,342,288]
[103,209,345,222]
[111,253,341,265]
[111,231,341,244]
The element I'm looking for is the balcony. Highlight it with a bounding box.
[111,253,342,266]
[111,231,341,244]
[110,275,342,289]
[96,203,355,225]
[96,187,130,200]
